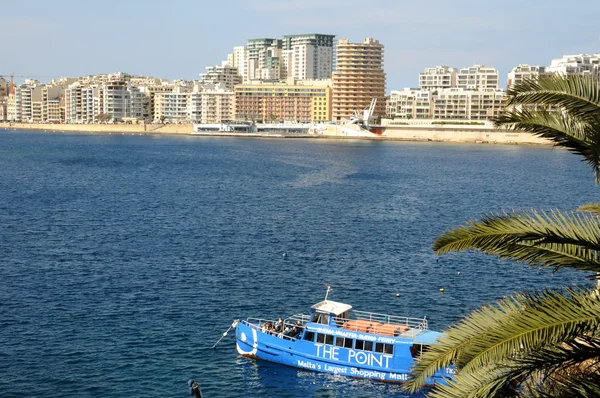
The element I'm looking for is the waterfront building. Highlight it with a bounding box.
[386,89,432,119]
[0,77,8,98]
[433,89,506,120]
[31,86,44,122]
[282,34,335,81]
[64,83,82,123]
[139,84,173,122]
[197,83,235,124]
[199,64,242,90]
[234,79,332,123]
[7,86,17,121]
[46,97,64,123]
[546,53,600,76]
[102,80,129,121]
[41,85,65,122]
[507,64,547,89]
[419,66,458,91]
[456,65,499,90]
[153,86,190,123]
[332,37,386,121]
[0,97,7,121]
[7,81,39,122]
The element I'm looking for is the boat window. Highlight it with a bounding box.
[375,343,394,354]
[316,333,333,345]
[311,312,330,325]
[355,340,373,351]
[304,331,315,342]
[335,337,354,348]
[410,344,430,359]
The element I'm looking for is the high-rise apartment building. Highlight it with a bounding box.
[332,37,386,121]
[457,65,499,90]
[282,34,335,80]
[246,38,283,82]
[419,66,457,90]
[199,64,242,90]
[507,64,546,89]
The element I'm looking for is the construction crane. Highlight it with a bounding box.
[0,74,63,91]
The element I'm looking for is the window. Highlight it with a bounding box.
[317,333,334,345]
[311,312,330,325]
[375,343,394,354]
[355,340,373,351]
[410,344,429,359]
[304,331,315,342]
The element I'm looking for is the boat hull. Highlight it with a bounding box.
[235,321,450,384]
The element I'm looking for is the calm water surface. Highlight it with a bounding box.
[0,130,597,397]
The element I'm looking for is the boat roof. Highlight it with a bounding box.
[414,330,443,345]
[311,300,352,316]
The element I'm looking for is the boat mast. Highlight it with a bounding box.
[324,284,332,301]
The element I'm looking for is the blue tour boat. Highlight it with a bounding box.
[234,286,454,384]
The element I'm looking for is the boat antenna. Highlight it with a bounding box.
[324,284,332,301]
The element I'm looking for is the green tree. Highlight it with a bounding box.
[404,74,600,397]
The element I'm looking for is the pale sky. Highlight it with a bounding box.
[3,0,599,91]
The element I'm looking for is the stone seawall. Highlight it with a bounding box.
[0,122,193,135]
[1,122,552,145]
[383,126,551,145]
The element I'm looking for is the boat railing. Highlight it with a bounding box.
[331,311,428,337]
[352,310,428,329]
[242,317,304,341]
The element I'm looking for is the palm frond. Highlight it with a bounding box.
[494,109,600,182]
[504,74,600,122]
[576,203,600,216]
[404,296,523,392]
[424,364,515,398]
[433,210,600,276]
[405,288,600,392]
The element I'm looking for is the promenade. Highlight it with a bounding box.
[0,122,551,145]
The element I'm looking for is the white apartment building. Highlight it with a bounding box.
[507,64,546,89]
[64,80,148,123]
[386,89,432,119]
[282,34,335,80]
[64,83,82,122]
[198,83,235,124]
[386,88,506,121]
[433,89,505,120]
[102,81,129,121]
[419,66,457,90]
[7,81,39,122]
[457,65,499,90]
[546,53,600,76]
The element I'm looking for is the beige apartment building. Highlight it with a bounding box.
[234,80,331,123]
[332,37,386,121]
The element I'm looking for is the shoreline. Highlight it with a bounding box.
[0,122,552,146]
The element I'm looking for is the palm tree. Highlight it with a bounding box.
[404,74,600,397]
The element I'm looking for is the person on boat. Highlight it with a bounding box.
[275,318,283,333]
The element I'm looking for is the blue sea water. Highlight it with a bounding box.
[0,129,597,397]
